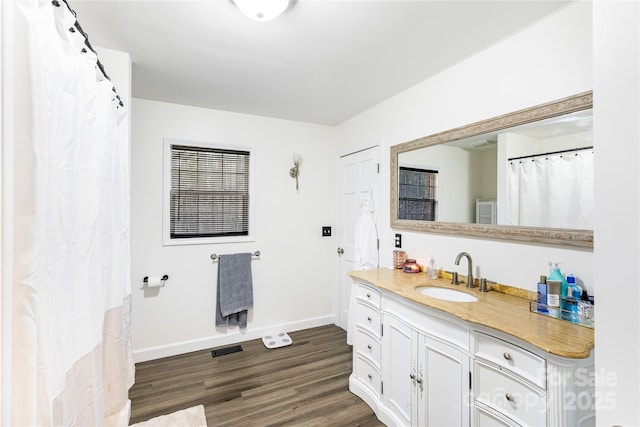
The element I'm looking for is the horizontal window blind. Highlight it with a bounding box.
[398,167,438,221]
[170,145,250,238]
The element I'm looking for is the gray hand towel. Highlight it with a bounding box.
[215,253,253,328]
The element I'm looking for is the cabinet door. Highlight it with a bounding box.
[418,335,470,427]
[382,314,415,426]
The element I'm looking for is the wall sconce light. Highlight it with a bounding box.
[289,153,302,191]
[233,0,290,22]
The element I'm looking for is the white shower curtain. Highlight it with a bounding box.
[13,0,134,425]
[505,150,593,229]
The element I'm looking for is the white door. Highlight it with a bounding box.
[337,146,381,330]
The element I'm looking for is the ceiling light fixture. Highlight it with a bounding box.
[233,0,290,22]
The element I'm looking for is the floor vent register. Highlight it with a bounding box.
[211,345,243,358]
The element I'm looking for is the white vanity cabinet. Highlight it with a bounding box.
[382,299,470,427]
[348,279,595,427]
[350,287,471,427]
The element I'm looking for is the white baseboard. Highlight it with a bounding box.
[133,314,336,363]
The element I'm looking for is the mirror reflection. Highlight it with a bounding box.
[397,109,593,230]
[390,91,593,248]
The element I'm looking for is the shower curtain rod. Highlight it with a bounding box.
[52,0,124,108]
[508,145,593,162]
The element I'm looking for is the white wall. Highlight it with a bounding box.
[593,1,640,424]
[130,99,336,361]
[471,147,497,203]
[336,2,594,294]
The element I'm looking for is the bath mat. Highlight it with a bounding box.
[262,332,293,349]
[211,345,243,358]
[130,404,207,427]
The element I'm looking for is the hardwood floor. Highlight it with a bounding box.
[129,325,384,426]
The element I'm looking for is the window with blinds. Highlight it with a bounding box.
[398,167,438,221]
[169,144,251,239]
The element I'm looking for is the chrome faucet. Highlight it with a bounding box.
[455,252,474,288]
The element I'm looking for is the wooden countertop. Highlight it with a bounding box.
[348,268,594,359]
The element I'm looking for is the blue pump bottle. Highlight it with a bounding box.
[548,262,568,313]
[564,274,581,323]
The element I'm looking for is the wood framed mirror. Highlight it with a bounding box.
[390,91,593,248]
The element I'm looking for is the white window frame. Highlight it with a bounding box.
[162,138,256,246]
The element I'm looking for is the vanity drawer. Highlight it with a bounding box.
[355,327,381,367]
[474,404,521,427]
[354,301,381,338]
[355,354,381,398]
[475,361,546,427]
[354,283,381,308]
[475,332,546,389]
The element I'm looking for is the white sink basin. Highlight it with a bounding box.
[415,286,478,302]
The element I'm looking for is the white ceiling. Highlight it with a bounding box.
[446,109,593,150]
[71,0,570,126]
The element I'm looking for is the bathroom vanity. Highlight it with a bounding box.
[348,268,595,427]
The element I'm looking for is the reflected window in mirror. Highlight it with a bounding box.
[398,167,438,221]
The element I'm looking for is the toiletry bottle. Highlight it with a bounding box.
[548,262,568,313]
[546,280,561,316]
[564,274,580,322]
[537,275,548,313]
[427,256,438,279]
[579,290,594,321]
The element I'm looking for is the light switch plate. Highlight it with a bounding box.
[322,226,332,237]
[395,233,402,248]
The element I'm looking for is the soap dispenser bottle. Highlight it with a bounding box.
[548,262,568,314]
[427,256,438,279]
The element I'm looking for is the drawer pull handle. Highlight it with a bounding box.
[368,374,373,380]
[416,378,423,384]
[367,316,372,321]
[503,352,512,361]
[367,344,372,350]
[505,393,514,402]
[409,373,416,380]
[366,293,371,298]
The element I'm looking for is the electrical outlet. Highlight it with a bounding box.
[395,233,402,248]
[322,226,332,237]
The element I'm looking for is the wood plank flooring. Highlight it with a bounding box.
[129,325,384,426]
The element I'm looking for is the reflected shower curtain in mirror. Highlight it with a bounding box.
[505,151,593,229]
[13,0,134,425]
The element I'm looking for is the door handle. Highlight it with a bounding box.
[337,247,344,255]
